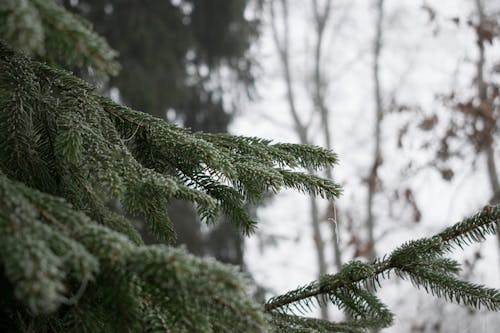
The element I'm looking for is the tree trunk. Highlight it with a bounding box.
[366,0,385,262]
[474,0,500,255]
[270,0,329,319]
[311,0,343,274]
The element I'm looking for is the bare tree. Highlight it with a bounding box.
[365,0,385,261]
[474,0,500,254]
[407,1,499,256]
[310,0,344,273]
[269,0,344,320]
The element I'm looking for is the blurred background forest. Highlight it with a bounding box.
[62,0,499,331]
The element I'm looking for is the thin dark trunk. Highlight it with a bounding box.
[270,0,329,319]
[310,195,328,319]
[366,0,385,262]
[311,0,343,274]
[474,0,500,256]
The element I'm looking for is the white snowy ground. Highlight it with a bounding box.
[231,0,500,331]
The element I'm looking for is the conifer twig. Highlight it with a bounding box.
[264,205,500,312]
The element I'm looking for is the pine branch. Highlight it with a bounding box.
[279,169,342,200]
[398,265,499,310]
[437,205,499,247]
[265,205,500,318]
[0,0,119,77]
[197,133,339,170]
[0,172,268,332]
[1,41,343,241]
[1,8,499,330]
[270,313,366,333]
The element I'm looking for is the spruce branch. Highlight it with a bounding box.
[1,3,499,329]
[265,205,500,320]
[0,0,119,77]
[270,312,366,333]
[1,40,343,241]
[436,205,499,248]
[397,265,499,310]
[197,133,339,170]
[0,172,268,332]
[279,169,342,200]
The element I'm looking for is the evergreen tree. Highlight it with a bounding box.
[0,1,498,332]
[61,0,260,262]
